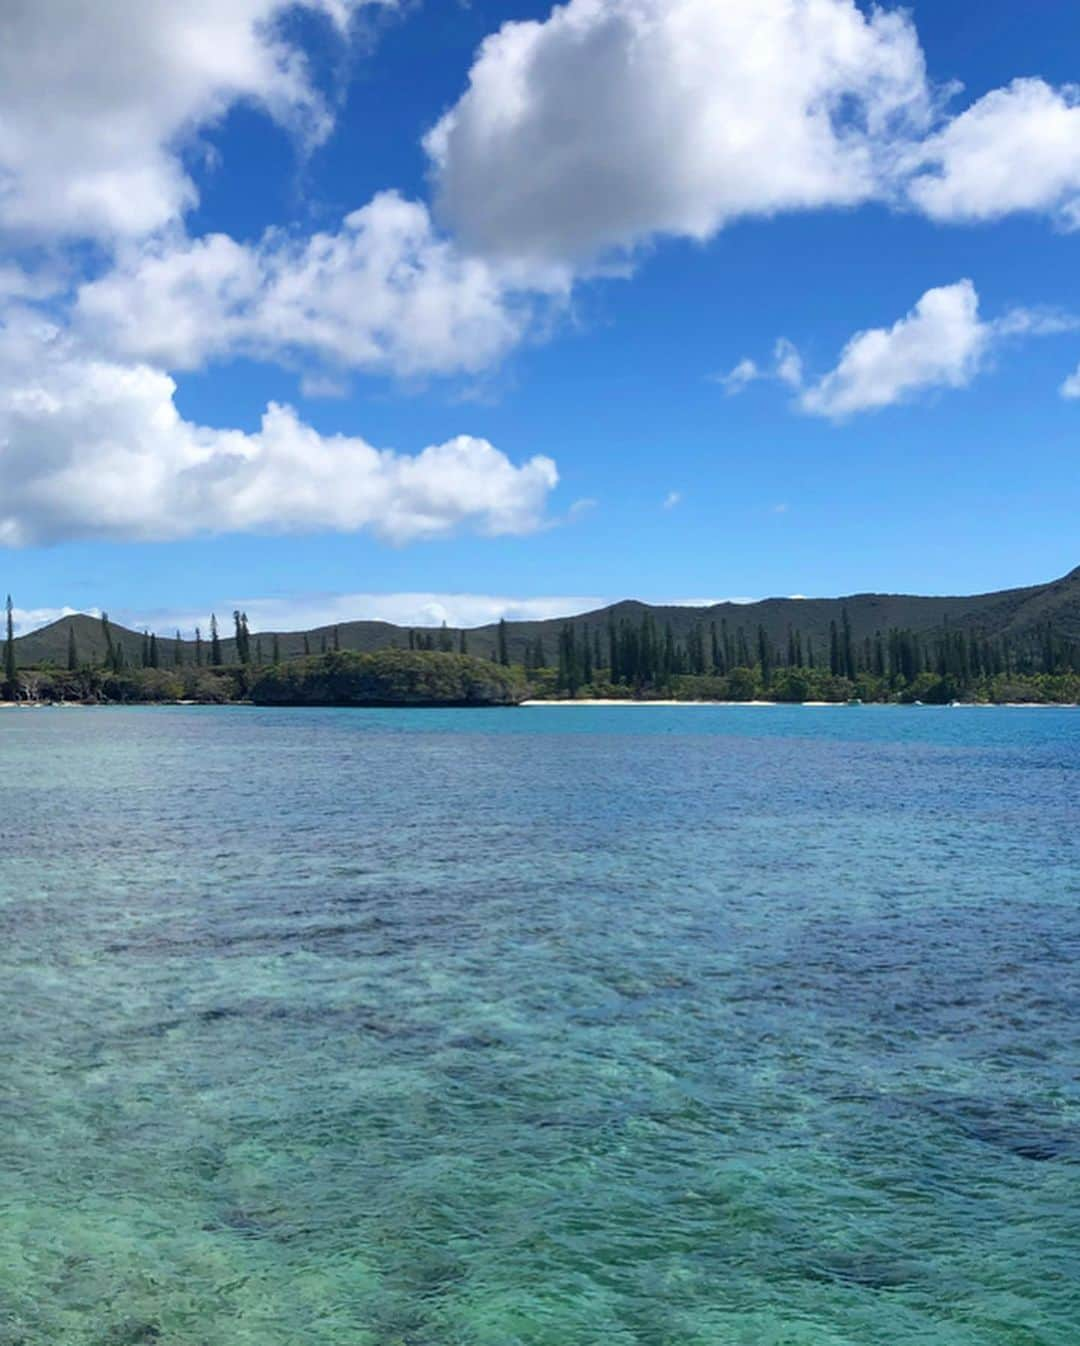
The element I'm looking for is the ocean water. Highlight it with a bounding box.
[2,704,1078,1346]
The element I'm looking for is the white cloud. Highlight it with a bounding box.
[717,358,760,395]
[799,279,988,418]
[1062,365,1080,400]
[425,0,931,267]
[0,308,558,546]
[774,338,804,389]
[9,604,101,638]
[797,280,1079,418]
[15,591,769,637]
[662,490,682,510]
[907,79,1080,227]
[235,592,609,632]
[76,192,541,378]
[0,0,393,242]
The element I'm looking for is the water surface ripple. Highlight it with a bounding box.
[2,706,1078,1344]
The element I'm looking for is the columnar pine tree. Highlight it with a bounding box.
[67,624,78,672]
[459,629,467,655]
[101,612,115,670]
[209,614,222,665]
[174,631,184,667]
[4,595,16,696]
[149,633,160,668]
[194,626,203,667]
[303,634,311,656]
[497,618,510,666]
[272,634,281,664]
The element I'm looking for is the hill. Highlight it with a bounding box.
[13,566,1080,671]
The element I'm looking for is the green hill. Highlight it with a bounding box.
[12,565,1080,670]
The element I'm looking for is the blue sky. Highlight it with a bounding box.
[2,0,1079,634]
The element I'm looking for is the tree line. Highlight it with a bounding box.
[547,608,1080,698]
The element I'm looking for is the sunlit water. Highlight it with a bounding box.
[2,705,1078,1346]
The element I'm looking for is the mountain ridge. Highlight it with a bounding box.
[12,567,1080,668]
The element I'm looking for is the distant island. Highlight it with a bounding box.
[3,566,1080,707]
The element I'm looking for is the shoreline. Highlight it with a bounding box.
[520,698,1078,709]
[1,698,1077,711]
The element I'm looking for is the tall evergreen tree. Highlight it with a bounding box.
[67,624,78,672]
[149,633,160,668]
[757,625,774,687]
[4,595,16,696]
[459,629,467,655]
[174,631,184,667]
[497,617,510,666]
[333,625,341,653]
[842,606,855,680]
[101,612,115,670]
[209,614,222,665]
[194,626,203,667]
[233,610,251,664]
[141,630,151,667]
[272,634,281,664]
[303,633,311,656]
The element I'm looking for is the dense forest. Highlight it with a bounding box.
[2,596,1079,705]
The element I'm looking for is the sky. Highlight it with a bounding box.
[2,0,1080,635]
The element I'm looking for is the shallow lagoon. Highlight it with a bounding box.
[2,705,1078,1344]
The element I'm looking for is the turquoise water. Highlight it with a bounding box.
[2,704,1078,1345]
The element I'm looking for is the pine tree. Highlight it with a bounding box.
[497,618,509,666]
[581,624,593,685]
[333,625,341,653]
[757,625,774,687]
[829,620,841,676]
[303,633,311,657]
[459,629,467,655]
[4,595,16,696]
[100,612,115,670]
[438,621,453,652]
[255,637,263,666]
[320,632,328,655]
[149,633,160,668]
[233,610,250,664]
[194,626,204,667]
[842,606,855,680]
[174,631,184,667]
[141,630,151,667]
[67,624,78,672]
[272,634,281,664]
[209,614,221,665]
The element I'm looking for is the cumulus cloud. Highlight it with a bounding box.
[907,79,1080,228]
[75,192,544,378]
[1062,365,1080,400]
[0,0,393,241]
[425,0,931,267]
[0,309,557,546]
[799,279,987,418]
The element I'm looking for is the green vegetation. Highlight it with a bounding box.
[249,649,525,706]
[3,568,1080,706]
[535,609,1080,703]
